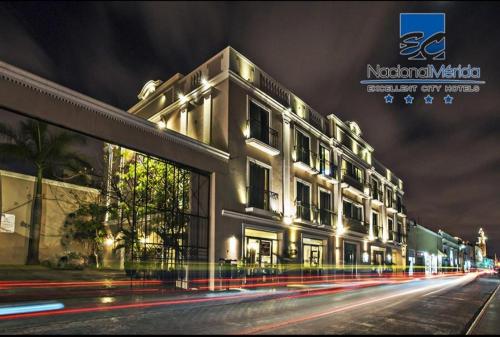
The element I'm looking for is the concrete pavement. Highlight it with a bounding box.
[469,276,500,335]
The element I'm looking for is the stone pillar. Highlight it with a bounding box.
[209,172,216,291]
[334,150,344,235]
[202,94,212,144]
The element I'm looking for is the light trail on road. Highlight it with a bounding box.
[0,273,478,322]
[240,272,481,335]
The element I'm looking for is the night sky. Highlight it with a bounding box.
[0,1,498,256]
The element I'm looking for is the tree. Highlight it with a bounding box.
[110,151,192,276]
[62,197,108,268]
[0,120,91,264]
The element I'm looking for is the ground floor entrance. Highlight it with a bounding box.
[302,237,324,277]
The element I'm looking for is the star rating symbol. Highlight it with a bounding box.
[404,95,414,104]
[444,95,454,104]
[424,95,434,104]
[384,94,394,104]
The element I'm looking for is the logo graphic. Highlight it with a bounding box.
[360,12,485,106]
[400,13,445,61]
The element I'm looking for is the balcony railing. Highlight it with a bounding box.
[341,168,364,192]
[246,186,278,212]
[371,187,383,202]
[247,119,279,149]
[397,203,407,214]
[344,216,368,234]
[389,231,406,244]
[294,146,317,169]
[295,201,313,222]
[318,158,337,179]
[318,208,334,227]
[373,225,383,239]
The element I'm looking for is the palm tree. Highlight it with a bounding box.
[0,120,91,265]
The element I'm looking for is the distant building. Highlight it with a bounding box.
[439,230,460,272]
[406,220,443,275]
[476,228,487,261]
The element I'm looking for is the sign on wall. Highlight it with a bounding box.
[0,213,15,233]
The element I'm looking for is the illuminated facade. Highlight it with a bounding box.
[129,47,408,279]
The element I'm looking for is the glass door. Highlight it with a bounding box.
[249,101,269,144]
[344,243,357,276]
[296,131,310,165]
[249,162,269,210]
[319,191,332,226]
[303,238,323,277]
[296,181,311,221]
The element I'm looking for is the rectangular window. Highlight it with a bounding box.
[372,212,382,238]
[386,188,394,208]
[248,161,270,210]
[343,200,363,222]
[388,218,394,241]
[372,178,381,201]
[397,221,404,242]
[396,194,403,212]
[295,130,311,166]
[249,100,270,144]
[319,190,332,226]
[296,180,311,221]
[342,160,364,183]
[319,145,332,177]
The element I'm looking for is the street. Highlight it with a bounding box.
[0,273,498,334]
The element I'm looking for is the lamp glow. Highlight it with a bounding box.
[104,237,114,247]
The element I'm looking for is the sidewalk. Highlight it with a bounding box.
[470,276,500,335]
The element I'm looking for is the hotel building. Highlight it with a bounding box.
[129,46,408,281]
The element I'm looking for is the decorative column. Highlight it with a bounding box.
[180,103,188,135]
[381,183,388,243]
[282,113,293,221]
[334,149,344,235]
[202,90,212,144]
[365,170,373,240]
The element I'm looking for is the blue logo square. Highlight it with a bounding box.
[400,13,446,60]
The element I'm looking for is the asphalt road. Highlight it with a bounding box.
[0,273,498,335]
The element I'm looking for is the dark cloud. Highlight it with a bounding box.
[0,1,498,256]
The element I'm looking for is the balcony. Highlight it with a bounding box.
[389,231,406,244]
[318,158,338,183]
[318,208,335,227]
[397,202,407,215]
[386,200,397,213]
[295,201,312,223]
[371,187,384,205]
[344,216,368,234]
[245,186,279,217]
[341,168,365,193]
[293,146,319,174]
[372,225,383,240]
[245,119,280,156]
